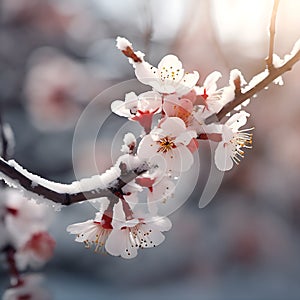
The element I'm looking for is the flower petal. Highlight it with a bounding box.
[135,62,160,88]
[203,71,222,94]
[226,110,250,132]
[176,71,200,96]
[149,216,172,232]
[137,135,159,160]
[159,117,187,136]
[164,146,194,173]
[111,100,131,118]
[214,142,234,171]
[175,130,197,146]
[105,229,126,256]
[158,55,183,72]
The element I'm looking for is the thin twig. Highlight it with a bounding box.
[5,245,22,286]
[266,0,280,70]
[205,49,300,124]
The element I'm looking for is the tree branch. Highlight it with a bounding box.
[4,245,22,286]
[0,158,149,206]
[205,0,290,124]
[266,0,280,70]
[205,49,300,124]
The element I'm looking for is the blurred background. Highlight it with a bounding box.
[1,0,300,299]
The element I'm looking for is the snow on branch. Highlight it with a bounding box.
[205,38,300,124]
[0,157,149,210]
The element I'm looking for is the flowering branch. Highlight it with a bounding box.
[1,189,55,298]
[0,1,299,261]
[0,158,149,206]
[205,0,299,124]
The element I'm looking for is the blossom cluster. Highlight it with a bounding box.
[67,37,253,259]
[0,189,55,299]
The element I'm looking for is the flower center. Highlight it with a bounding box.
[157,136,176,153]
[230,130,253,164]
[124,224,155,256]
[160,66,181,82]
[233,131,253,148]
[173,105,191,125]
[85,223,111,253]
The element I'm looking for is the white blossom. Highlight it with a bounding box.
[135,54,199,96]
[195,71,225,113]
[106,207,172,259]
[111,91,162,133]
[4,191,53,248]
[215,111,253,171]
[15,232,55,270]
[67,211,112,252]
[136,172,176,214]
[137,117,197,174]
[3,190,55,269]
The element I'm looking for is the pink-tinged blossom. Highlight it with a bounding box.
[163,94,194,126]
[116,38,199,97]
[3,191,55,269]
[111,91,162,133]
[190,107,223,138]
[195,71,224,113]
[15,232,55,270]
[121,180,143,209]
[24,48,86,131]
[5,192,53,249]
[105,205,172,259]
[137,117,197,174]
[182,88,197,104]
[136,173,176,214]
[215,111,253,171]
[67,211,113,252]
[3,274,51,300]
[134,54,199,96]
[147,176,176,215]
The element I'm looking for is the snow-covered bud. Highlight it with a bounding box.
[121,133,136,154]
[116,36,142,63]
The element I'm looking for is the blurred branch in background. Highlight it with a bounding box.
[171,0,202,52]
[141,0,153,55]
[0,111,9,161]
